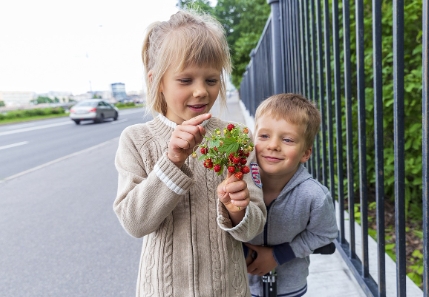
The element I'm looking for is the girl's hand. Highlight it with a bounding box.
[168,114,211,168]
[245,243,277,276]
[217,172,250,225]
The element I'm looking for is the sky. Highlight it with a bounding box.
[0,0,182,95]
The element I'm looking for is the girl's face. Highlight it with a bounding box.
[254,114,312,183]
[160,63,221,124]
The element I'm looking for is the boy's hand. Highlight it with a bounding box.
[167,114,211,168]
[245,247,256,266]
[245,243,277,276]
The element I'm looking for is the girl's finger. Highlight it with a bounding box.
[183,113,211,126]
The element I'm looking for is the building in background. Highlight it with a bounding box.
[0,91,36,107]
[111,82,128,102]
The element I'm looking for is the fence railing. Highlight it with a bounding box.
[239,0,428,296]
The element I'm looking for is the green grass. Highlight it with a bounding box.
[0,104,143,126]
[0,113,68,125]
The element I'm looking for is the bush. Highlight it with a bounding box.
[114,102,137,108]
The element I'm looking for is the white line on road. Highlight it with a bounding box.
[0,137,119,183]
[0,141,29,150]
[3,123,35,130]
[0,121,73,137]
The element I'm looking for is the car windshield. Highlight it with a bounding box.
[75,101,98,107]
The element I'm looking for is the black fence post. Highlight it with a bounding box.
[267,0,284,94]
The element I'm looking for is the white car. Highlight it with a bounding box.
[69,99,119,125]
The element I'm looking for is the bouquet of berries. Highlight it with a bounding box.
[192,123,254,180]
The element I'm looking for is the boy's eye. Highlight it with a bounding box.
[283,138,293,143]
[259,134,269,139]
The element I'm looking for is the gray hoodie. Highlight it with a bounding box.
[247,164,338,296]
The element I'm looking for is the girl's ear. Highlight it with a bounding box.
[148,70,153,83]
[300,147,312,163]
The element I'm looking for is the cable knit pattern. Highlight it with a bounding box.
[114,115,267,297]
[161,214,174,297]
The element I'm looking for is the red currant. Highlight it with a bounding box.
[227,123,235,131]
[234,172,243,180]
[232,157,240,164]
[241,166,250,174]
[214,164,221,172]
[228,166,236,173]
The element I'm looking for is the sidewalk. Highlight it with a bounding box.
[211,94,367,297]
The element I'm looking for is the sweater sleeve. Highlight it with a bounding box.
[113,128,194,238]
[217,150,267,242]
[289,192,338,258]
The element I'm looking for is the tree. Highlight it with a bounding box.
[177,0,213,12]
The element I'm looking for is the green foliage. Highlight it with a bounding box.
[330,0,423,217]
[213,0,270,87]
[0,101,5,107]
[30,96,54,104]
[324,1,424,287]
[177,0,213,13]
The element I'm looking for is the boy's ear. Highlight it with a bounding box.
[300,147,312,163]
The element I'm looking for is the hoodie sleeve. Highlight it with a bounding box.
[288,191,338,258]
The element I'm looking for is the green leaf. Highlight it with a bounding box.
[218,143,239,154]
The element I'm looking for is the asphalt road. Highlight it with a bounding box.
[0,108,151,297]
[0,108,150,180]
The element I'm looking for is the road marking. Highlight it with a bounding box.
[111,119,128,124]
[0,141,29,150]
[0,121,73,137]
[0,137,119,183]
[3,123,35,130]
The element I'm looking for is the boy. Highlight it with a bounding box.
[245,93,338,297]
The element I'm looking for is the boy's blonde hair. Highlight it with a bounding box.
[255,93,321,149]
[142,9,232,116]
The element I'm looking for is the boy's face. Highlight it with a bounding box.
[254,114,312,181]
[160,63,221,124]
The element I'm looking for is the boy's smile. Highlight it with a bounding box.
[255,115,312,184]
[160,63,221,124]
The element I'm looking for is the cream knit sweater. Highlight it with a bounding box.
[114,115,266,297]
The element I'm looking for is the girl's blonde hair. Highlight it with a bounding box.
[142,9,232,116]
[255,93,321,149]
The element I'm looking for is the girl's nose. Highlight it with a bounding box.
[193,83,208,98]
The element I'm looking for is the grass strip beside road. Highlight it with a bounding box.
[0,104,143,126]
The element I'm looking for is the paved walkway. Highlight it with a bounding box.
[211,94,367,297]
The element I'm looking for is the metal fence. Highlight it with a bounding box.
[239,0,429,296]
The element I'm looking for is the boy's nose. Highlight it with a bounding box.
[267,139,280,151]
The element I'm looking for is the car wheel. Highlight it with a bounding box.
[73,120,80,125]
[96,114,105,123]
[113,112,118,121]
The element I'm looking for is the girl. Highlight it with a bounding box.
[113,9,266,297]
